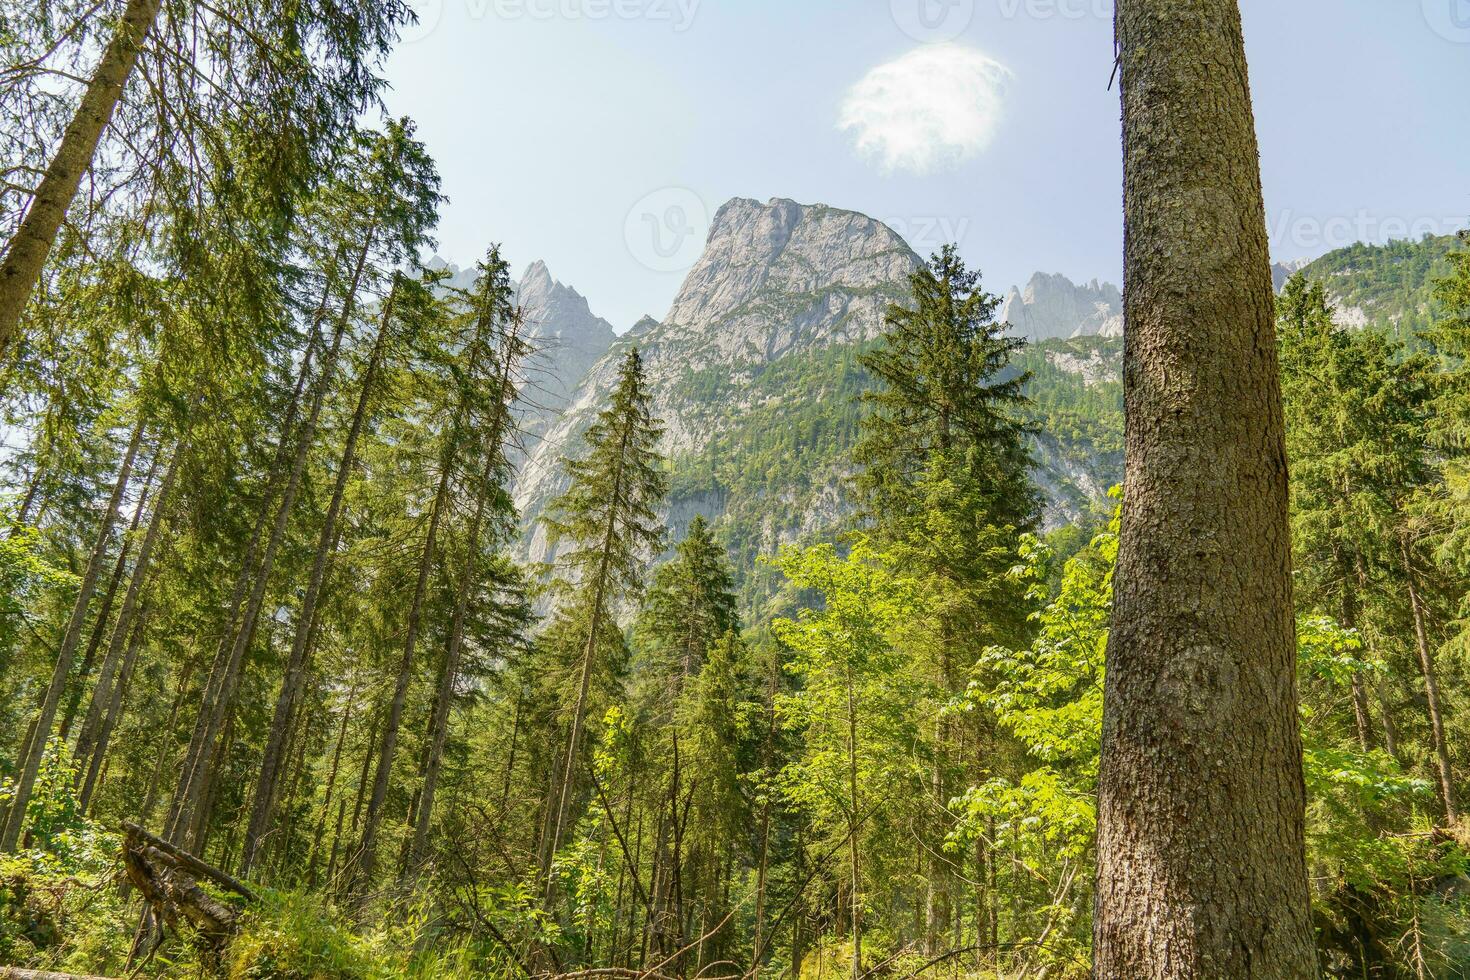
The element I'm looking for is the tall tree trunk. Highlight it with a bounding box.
[268,699,315,881]
[405,319,522,877]
[138,663,192,826]
[169,251,365,848]
[307,684,358,887]
[1094,1,1317,976]
[545,420,633,890]
[1340,571,1374,752]
[845,666,861,979]
[499,691,522,816]
[74,440,182,783]
[2,415,144,850]
[750,655,778,979]
[1401,537,1458,825]
[240,278,399,876]
[60,449,160,741]
[79,604,149,812]
[331,705,381,892]
[0,0,164,356]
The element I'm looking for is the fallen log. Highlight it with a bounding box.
[120,823,255,900]
[121,825,244,956]
[0,969,120,980]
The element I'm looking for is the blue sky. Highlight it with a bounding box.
[382,0,1470,330]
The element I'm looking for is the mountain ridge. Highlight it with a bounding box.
[487,209,1459,616]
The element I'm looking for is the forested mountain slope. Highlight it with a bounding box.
[1296,233,1462,337]
[511,223,1459,617]
[510,198,1128,612]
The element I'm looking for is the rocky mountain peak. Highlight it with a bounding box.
[661,197,920,349]
[516,261,611,345]
[1000,272,1123,341]
[511,197,924,561]
[503,260,617,434]
[628,314,660,338]
[1271,257,1312,292]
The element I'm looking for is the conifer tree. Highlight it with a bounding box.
[852,242,1038,945]
[540,346,667,891]
[633,514,737,717]
[855,243,1036,543]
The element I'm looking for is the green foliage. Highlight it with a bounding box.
[0,520,75,673]
[1298,234,1462,341]
[772,542,931,940]
[853,244,1036,538]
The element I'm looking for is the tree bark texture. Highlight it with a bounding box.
[0,0,164,357]
[1094,1,1318,976]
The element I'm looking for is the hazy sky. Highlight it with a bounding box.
[382,0,1470,330]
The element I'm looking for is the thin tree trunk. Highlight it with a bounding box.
[2,416,144,850]
[402,487,482,877]
[170,257,363,849]
[1401,537,1458,824]
[331,705,381,891]
[499,691,522,816]
[1340,574,1375,752]
[74,440,182,786]
[0,0,164,355]
[268,701,314,881]
[545,419,633,890]
[1094,1,1317,975]
[138,663,192,827]
[405,317,523,876]
[845,665,861,979]
[750,656,777,980]
[60,449,159,741]
[307,684,357,887]
[79,605,149,812]
[11,463,43,531]
[240,278,399,876]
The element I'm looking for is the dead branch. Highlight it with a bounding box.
[120,822,255,900]
[120,824,245,955]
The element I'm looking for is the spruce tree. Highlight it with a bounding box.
[632,514,737,719]
[540,346,667,891]
[852,242,1038,947]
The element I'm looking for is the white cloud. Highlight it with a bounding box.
[838,44,1012,176]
